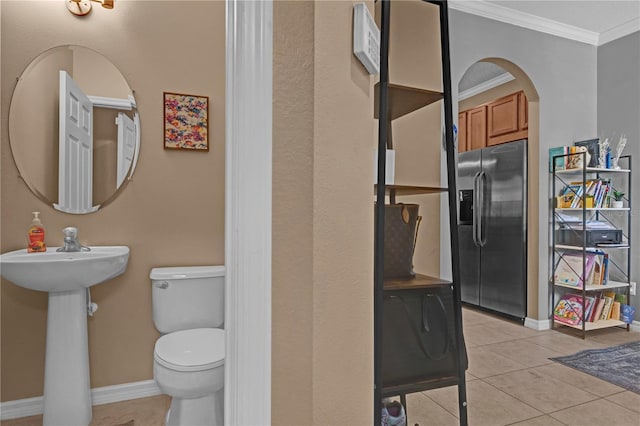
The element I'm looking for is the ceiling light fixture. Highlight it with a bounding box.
[66,0,114,16]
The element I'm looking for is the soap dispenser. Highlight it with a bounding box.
[27,211,47,253]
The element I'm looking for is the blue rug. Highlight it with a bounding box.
[550,340,640,394]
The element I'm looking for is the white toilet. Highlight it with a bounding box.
[151,265,225,426]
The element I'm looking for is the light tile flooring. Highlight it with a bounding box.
[2,307,639,426]
[403,307,640,426]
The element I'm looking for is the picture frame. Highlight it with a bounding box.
[574,138,599,168]
[163,92,209,151]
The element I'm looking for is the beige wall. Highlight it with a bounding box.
[272,1,375,424]
[1,1,225,401]
[383,0,444,276]
[273,1,315,423]
[73,47,131,99]
[272,2,445,423]
[93,108,121,204]
[3,3,442,424]
[8,47,70,202]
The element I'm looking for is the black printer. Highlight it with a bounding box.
[556,228,622,247]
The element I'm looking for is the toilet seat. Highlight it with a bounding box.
[155,328,224,372]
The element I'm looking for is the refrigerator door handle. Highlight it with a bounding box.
[478,171,487,247]
[472,171,481,247]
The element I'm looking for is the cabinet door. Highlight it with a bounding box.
[518,91,528,130]
[458,112,468,152]
[488,92,518,140]
[466,106,487,151]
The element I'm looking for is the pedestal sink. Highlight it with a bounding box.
[0,246,129,426]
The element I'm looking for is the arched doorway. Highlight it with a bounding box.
[457,59,541,325]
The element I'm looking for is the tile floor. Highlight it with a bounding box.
[403,307,640,426]
[2,307,639,426]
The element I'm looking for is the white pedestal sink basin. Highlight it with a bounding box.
[0,246,129,426]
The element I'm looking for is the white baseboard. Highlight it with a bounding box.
[630,320,640,332]
[524,317,551,331]
[0,379,162,421]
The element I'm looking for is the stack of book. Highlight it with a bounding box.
[553,294,595,325]
[554,251,609,287]
[557,180,613,209]
[553,291,626,326]
[549,146,591,171]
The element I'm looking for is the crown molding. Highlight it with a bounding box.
[598,18,640,46]
[459,72,515,101]
[449,0,600,45]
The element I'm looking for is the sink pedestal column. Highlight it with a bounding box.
[43,289,92,425]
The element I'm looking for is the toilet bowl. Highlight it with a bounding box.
[154,328,224,425]
[151,266,225,426]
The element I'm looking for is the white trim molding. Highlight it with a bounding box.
[449,0,640,46]
[449,0,599,45]
[599,17,640,46]
[225,0,272,425]
[88,95,136,110]
[459,72,515,101]
[0,380,161,421]
[524,317,551,331]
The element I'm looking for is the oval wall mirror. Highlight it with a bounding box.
[9,45,140,214]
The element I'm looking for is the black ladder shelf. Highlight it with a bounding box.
[374,1,468,425]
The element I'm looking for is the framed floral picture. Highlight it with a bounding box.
[163,92,209,151]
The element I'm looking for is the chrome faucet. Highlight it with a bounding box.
[56,227,91,252]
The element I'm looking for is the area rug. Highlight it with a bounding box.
[550,340,640,394]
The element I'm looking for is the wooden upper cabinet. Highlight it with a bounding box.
[467,105,487,151]
[486,92,527,146]
[487,93,519,141]
[459,90,528,151]
[458,112,468,152]
[518,91,528,130]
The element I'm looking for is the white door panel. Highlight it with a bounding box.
[116,112,136,188]
[57,70,96,214]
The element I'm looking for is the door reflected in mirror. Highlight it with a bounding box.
[9,45,140,214]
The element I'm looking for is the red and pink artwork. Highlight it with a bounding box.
[164,92,209,151]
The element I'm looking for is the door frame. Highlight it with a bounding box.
[224,0,272,424]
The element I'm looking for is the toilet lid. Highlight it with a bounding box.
[155,328,225,372]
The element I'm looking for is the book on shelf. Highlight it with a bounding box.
[590,296,605,322]
[589,251,608,286]
[556,179,614,209]
[554,253,597,287]
[599,297,612,320]
[549,146,568,172]
[610,301,621,321]
[554,293,596,326]
[621,304,636,324]
[599,293,615,321]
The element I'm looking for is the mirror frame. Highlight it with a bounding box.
[8,44,140,214]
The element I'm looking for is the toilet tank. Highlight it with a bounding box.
[151,265,225,333]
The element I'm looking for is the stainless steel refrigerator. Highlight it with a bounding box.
[457,139,527,320]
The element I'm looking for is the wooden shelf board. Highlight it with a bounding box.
[555,244,630,251]
[374,184,448,196]
[555,167,630,174]
[382,375,460,397]
[555,319,627,331]
[374,83,443,121]
[553,280,630,291]
[384,273,451,291]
